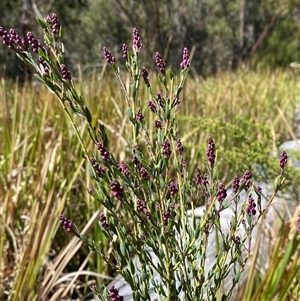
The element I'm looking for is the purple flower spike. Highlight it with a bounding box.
[140,167,149,179]
[110,180,124,200]
[108,286,124,301]
[142,67,149,82]
[103,47,115,64]
[97,142,110,161]
[147,100,157,113]
[154,120,162,130]
[241,170,252,191]
[279,150,288,169]
[61,64,71,81]
[51,13,60,35]
[58,214,73,233]
[136,110,144,122]
[180,47,190,69]
[217,183,227,203]
[176,138,184,154]
[155,52,166,74]
[206,136,216,167]
[132,27,142,52]
[100,213,109,229]
[246,195,256,217]
[119,161,130,175]
[162,139,171,157]
[169,181,178,197]
[122,43,128,60]
[232,175,240,194]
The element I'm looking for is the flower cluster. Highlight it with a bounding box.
[61,64,71,81]
[103,47,115,64]
[90,158,106,176]
[154,120,162,129]
[206,136,215,167]
[97,142,110,161]
[108,286,124,301]
[27,31,44,54]
[217,183,227,203]
[46,13,60,35]
[119,161,130,176]
[279,150,288,169]
[110,180,124,200]
[169,182,178,197]
[141,67,149,83]
[155,52,166,74]
[180,47,190,69]
[176,138,184,154]
[162,139,172,157]
[122,43,128,60]
[132,27,142,52]
[140,167,149,179]
[100,213,109,229]
[148,100,157,113]
[58,214,73,233]
[39,57,49,77]
[246,195,257,217]
[137,199,151,219]
[0,27,26,51]
[232,175,240,194]
[241,170,252,191]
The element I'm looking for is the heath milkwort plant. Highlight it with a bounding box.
[0,15,291,301]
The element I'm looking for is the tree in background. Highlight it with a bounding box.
[0,0,298,80]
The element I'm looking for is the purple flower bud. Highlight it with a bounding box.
[142,67,149,83]
[156,93,164,107]
[90,158,106,176]
[51,13,60,35]
[136,110,144,122]
[110,180,124,200]
[147,100,157,113]
[133,154,141,168]
[195,168,202,187]
[246,195,256,217]
[232,175,240,194]
[97,142,110,161]
[132,27,142,52]
[241,170,252,191]
[122,43,128,60]
[235,236,241,244]
[202,174,209,186]
[163,210,171,226]
[298,214,300,233]
[39,57,49,77]
[137,199,145,211]
[217,183,227,203]
[206,136,216,167]
[119,161,130,175]
[87,187,95,195]
[140,167,149,179]
[169,181,178,197]
[103,47,115,64]
[176,138,184,154]
[58,214,74,233]
[279,150,288,169]
[155,52,166,74]
[108,286,124,301]
[180,47,190,69]
[140,233,146,240]
[100,213,109,229]
[162,139,171,157]
[154,120,162,129]
[61,64,72,81]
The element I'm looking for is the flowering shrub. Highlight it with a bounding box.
[0,14,293,301]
